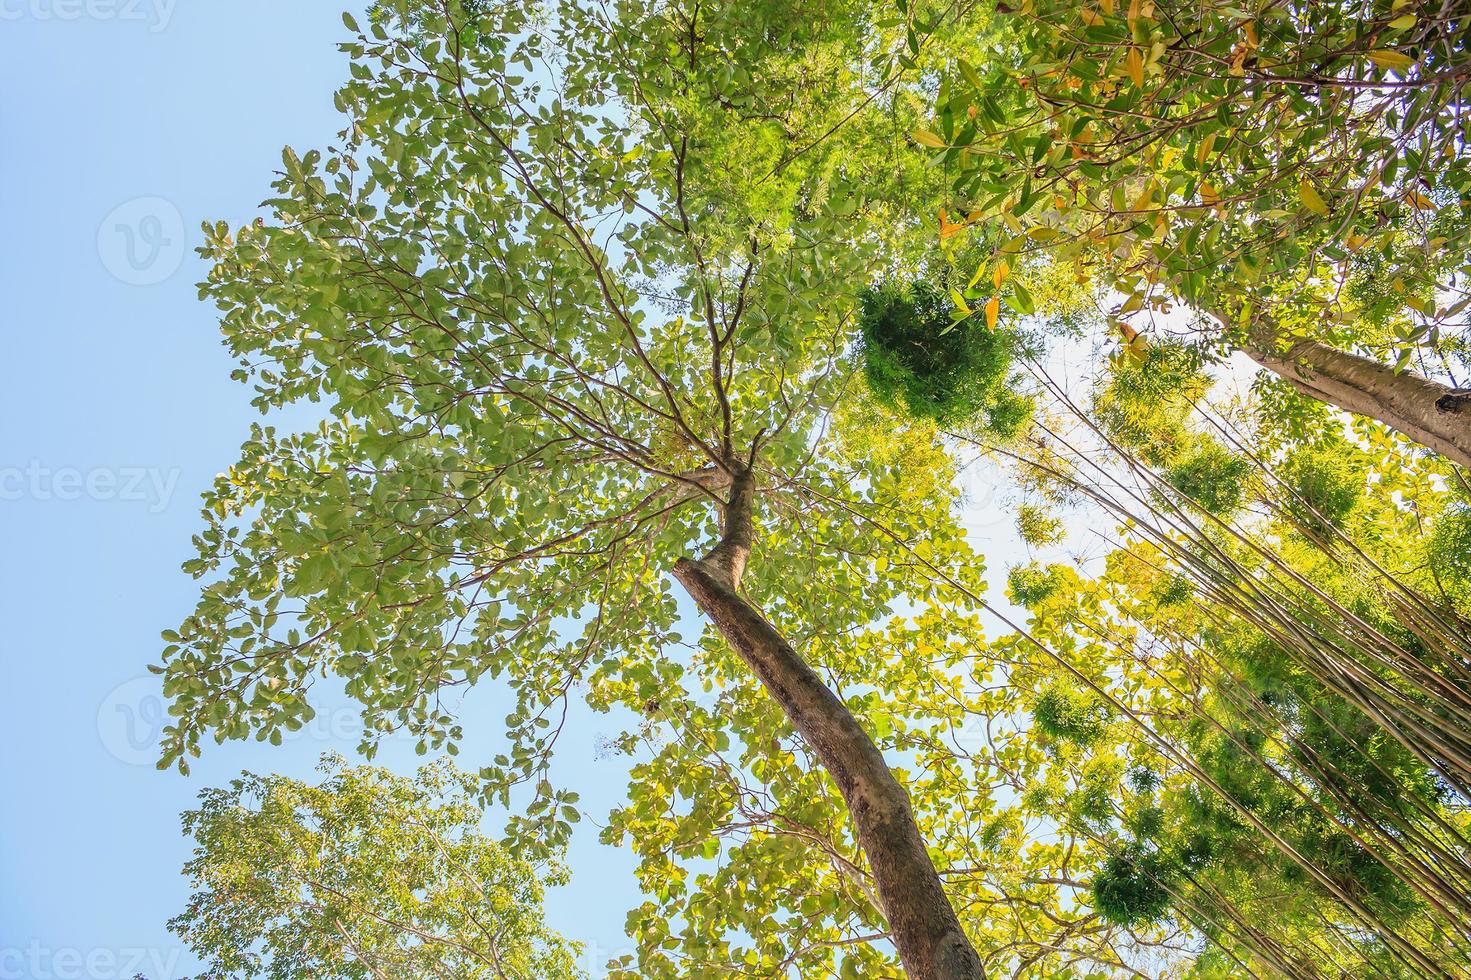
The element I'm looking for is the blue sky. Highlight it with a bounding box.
[0,6,1029,977]
[0,4,646,976]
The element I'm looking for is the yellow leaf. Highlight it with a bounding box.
[1125,47,1144,87]
[1229,43,1249,75]
[1200,182,1220,205]
[1407,189,1435,210]
[1388,13,1416,29]
[993,259,1010,289]
[1080,7,1103,25]
[1115,320,1148,364]
[939,208,967,240]
[1299,180,1329,216]
[985,296,1000,329]
[1195,131,1218,167]
[912,129,947,149]
[1100,0,1115,11]
[1127,337,1148,364]
[1369,49,1416,72]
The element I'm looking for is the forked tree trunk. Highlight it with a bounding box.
[1232,320,1471,469]
[672,468,985,980]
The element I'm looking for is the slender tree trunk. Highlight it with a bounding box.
[672,467,985,980]
[1232,320,1471,469]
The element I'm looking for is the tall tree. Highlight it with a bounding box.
[157,1,1016,976]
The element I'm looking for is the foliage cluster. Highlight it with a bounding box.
[859,278,1033,433]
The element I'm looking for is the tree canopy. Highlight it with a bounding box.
[155,0,1471,977]
[921,0,1471,466]
[170,755,582,979]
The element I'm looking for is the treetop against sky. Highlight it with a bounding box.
[137,1,1471,977]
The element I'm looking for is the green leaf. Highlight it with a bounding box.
[1011,280,1036,315]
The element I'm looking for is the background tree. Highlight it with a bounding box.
[958,340,1471,977]
[170,754,583,979]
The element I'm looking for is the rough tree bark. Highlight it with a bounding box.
[671,466,985,980]
[1229,317,1471,469]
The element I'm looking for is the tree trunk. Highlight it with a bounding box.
[671,467,985,980]
[1234,323,1471,469]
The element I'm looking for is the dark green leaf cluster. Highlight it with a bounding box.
[1149,574,1194,607]
[859,279,1032,433]
[1095,343,1253,516]
[1091,847,1174,927]
[1156,636,1431,921]
[1429,503,1471,591]
[1086,773,1224,929]
[1278,439,1366,535]
[1032,684,1111,746]
[1163,441,1252,515]
[1007,561,1061,607]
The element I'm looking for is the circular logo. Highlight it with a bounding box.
[97,196,186,286]
[97,676,167,766]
